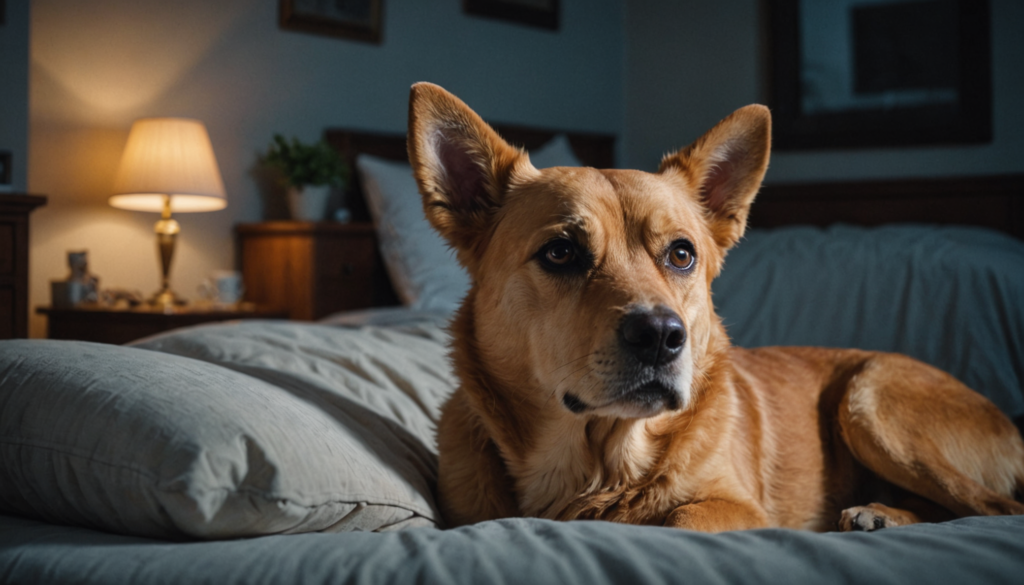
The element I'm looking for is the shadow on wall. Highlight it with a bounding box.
[30,0,249,122]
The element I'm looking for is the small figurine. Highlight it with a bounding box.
[51,250,100,307]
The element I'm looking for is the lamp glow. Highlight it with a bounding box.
[109,118,226,307]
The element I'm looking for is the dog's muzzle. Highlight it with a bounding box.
[561,305,689,416]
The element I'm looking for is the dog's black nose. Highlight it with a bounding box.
[619,306,686,366]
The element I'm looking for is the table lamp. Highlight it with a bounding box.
[109,118,226,308]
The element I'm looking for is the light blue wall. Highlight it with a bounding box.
[624,0,1024,182]
[0,0,29,192]
[26,0,626,337]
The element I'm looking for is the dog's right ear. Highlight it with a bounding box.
[408,83,534,266]
[659,105,771,251]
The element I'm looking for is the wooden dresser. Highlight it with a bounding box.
[236,222,399,320]
[0,194,46,339]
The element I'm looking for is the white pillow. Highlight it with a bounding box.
[357,155,469,313]
[528,134,584,169]
[0,323,451,539]
[357,135,584,313]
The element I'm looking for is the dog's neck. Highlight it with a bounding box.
[513,411,669,518]
[449,301,735,520]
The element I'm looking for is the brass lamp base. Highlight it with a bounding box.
[150,196,186,309]
[148,287,187,309]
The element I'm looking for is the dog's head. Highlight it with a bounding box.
[408,83,770,420]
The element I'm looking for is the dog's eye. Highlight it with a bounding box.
[543,240,576,266]
[667,241,696,271]
[536,237,592,275]
[536,238,589,274]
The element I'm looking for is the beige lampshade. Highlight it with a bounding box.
[109,117,227,213]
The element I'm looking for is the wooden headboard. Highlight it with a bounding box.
[753,175,1024,240]
[323,124,616,223]
[326,125,1022,241]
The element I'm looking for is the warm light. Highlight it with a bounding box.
[109,118,226,213]
[108,117,226,308]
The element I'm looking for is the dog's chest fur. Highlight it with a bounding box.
[511,416,660,519]
[497,371,752,524]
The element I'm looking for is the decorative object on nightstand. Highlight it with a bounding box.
[198,270,245,308]
[35,303,287,345]
[263,134,349,221]
[109,118,227,308]
[0,194,47,339]
[236,221,398,320]
[50,250,100,308]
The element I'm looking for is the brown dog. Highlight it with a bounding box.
[407,82,1024,532]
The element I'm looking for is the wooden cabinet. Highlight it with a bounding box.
[1,194,46,339]
[236,222,399,320]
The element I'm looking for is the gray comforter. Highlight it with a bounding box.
[2,513,1023,584]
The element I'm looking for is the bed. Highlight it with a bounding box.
[2,123,1024,584]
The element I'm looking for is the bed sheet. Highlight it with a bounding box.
[2,513,1023,585]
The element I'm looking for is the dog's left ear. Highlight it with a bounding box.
[407,83,535,268]
[659,105,771,250]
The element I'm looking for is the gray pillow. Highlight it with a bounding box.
[0,320,453,539]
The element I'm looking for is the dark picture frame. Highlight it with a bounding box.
[1,0,6,25]
[279,0,383,44]
[464,0,559,31]
[0,151,12,188]
[767,0,992,150]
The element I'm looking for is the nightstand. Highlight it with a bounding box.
[236,222,399,320]
[36,303,287,345]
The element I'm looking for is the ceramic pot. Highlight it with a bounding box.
[287,185,330,221]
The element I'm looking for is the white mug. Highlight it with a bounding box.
[200,270,245,306]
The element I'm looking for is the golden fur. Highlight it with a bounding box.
[407,82,1024,532]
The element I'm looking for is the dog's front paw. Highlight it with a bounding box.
[838,504,900,532]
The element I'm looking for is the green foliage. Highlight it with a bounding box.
[264,134,349,188]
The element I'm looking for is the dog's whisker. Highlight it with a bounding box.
[554,360,598,390]
[558,368,594,398]
[549,352,598,376]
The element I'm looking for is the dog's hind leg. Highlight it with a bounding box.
[835,353,1024,531]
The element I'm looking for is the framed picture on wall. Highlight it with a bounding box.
[768,0,992,150]
[464,0,559,31]
[279,0,383,44]
[1,0,6,25]
[0,151,12,191]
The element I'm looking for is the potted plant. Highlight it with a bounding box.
[264,134,349,221]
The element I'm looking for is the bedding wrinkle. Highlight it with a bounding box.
[158,357,441,492]
[714,225,1024,420]
[132,322,450,519]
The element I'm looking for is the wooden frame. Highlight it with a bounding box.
[767,0,992,150]
[279,0,383,44]
[463,0,559,30]
[0,151,11,188]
